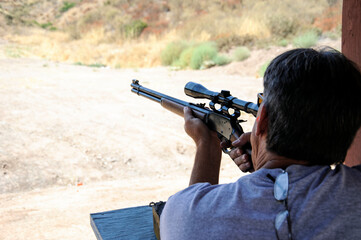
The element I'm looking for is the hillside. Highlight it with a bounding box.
[0,0,342,68]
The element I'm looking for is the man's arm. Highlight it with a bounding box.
[183,107,222,185]
[345,127,361,166]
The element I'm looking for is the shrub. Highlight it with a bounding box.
[60,1,76,13]
[233,46,250,61]
[73,62,106,68]
[268,16,299,38]
[190,42,218,69]
[200,60,216,69]
[5,46,24,58]
[277,39,288,47]
[161,42,188,66]
[212,55,232,66]
[173,44,231,69]
[40,22,57,31]
[215,35,254,52]
[293,30,319,48]
[88,63,107,68]
[123,20,148,39]
[258,61,270,77]
[175,47,195,68]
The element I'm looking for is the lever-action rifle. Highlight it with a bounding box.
[130,79,259,154]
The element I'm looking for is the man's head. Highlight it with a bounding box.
[261,47,361,165]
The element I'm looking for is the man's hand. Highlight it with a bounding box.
[183,107,222,185]
[222,132,254,173]
[183,107,219,146]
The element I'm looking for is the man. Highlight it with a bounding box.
[160,48,361,240]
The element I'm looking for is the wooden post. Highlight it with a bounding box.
[342,0,361,66]
[342,0,361,166]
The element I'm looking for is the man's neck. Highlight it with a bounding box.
[254,146,309,170]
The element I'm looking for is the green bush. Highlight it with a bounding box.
[161,42,188,66]
[175,47,195,68]
[172,44,231,69]
[123,20,148,39]
[293,30,319,48]
[233,46,250,61]
[88,63,107,68]
[73,62,106,68]
[40,22,57,31]
[212,55,231,66]
[277,39,288,47]
[190,42,218,69]
[60,1,76,13]
[258,61,270,77]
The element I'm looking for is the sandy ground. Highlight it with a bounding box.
[0,56,262,240]
[0,39,340,239]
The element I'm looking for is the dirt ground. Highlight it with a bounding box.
[0,39,340,239]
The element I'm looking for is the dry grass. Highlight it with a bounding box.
[1,0,342,68]
[4,28,168,68]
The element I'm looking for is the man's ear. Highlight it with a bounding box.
[255,104,268,137]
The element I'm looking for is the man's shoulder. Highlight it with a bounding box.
[164,169,279,213]
[287,164,361,181]
[170,170,273,199]
[350,163,361,171]
[160,172,278,240]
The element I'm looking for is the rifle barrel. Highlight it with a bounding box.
[131,80,196,107]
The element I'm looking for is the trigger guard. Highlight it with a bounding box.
[222,147,231,155]
[222,146,237,155]
[218,134,234,155]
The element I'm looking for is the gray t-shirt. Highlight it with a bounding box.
[160,164,361,240]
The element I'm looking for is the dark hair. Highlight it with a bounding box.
[263,47,361,165]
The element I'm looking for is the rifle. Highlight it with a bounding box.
[130,79,259,154]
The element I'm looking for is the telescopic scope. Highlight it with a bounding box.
[184,82,258,117]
